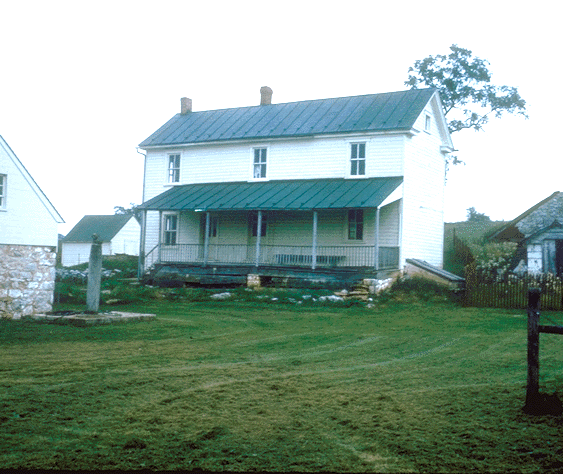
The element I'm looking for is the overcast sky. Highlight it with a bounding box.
[1,0,560,235]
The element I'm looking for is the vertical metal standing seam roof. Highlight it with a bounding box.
[138,89,436,148]
[138,177,403,212]
[63,215,135,242]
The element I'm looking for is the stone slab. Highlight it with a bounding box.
[23,311,156,327]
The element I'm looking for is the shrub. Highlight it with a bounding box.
[469,242,517,282]
[383,276,453,303]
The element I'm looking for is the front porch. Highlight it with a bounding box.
[138,177,404,285]
[144,243,400,270]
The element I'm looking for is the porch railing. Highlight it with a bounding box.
[144,243,399,272]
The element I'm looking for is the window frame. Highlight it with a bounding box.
[252,147,268,180]
[350,142,366,177]
[347,209,364,241]
[167,153,181,184]
[162,213,179,245]
[0,174,6,210]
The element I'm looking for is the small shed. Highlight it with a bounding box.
[61,215,140,267]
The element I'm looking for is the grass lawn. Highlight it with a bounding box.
[1,295,562,472]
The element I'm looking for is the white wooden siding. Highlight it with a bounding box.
[62,242,112,266]
[143,135,404,202]
[401,100,446,268]
[110,217,140,255]
[0,140,61,247]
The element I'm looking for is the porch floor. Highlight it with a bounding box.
[144,262,399,289]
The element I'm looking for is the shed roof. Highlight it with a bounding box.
[139,89,437,148]
[138,177,403,212]
[63,215,135,242]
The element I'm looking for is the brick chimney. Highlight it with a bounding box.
[181,97,192,114]
[260,86,273,105]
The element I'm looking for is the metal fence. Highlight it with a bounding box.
[465,263,563,310]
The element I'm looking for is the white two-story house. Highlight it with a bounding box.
[137,87,453,286]
[0,135,64,318]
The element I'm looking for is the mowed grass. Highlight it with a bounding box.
[1,297,562,472]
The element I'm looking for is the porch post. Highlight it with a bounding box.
[138,209,147,278]
[203,211,210,267]
[374,207,380,271]
[255,211,262,267]
[158,210,163,264]
[312,211,318,270]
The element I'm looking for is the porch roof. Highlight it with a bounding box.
[139,177,403,212]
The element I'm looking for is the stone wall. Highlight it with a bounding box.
[0,244,57,319]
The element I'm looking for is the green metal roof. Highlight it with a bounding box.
[63,215,135,242]
[139,89,436,147]
[138,177,403,212]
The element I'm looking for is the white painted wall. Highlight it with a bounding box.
[0,138,62,247]
[527,244,543,274]
[400,98,447,268]
[143,134,404,202]
[110,217,140,255]
[61,242,112,267]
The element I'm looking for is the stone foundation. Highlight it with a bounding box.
[0,244,57,319]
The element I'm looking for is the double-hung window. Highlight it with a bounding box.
[167,154,181,184]
[348,209,364,240]
[350,143,366,176]
[0,175,6,209]
[163,214,178,245]
[253,148,267,179]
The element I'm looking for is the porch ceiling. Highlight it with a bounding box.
[139,177,403,212]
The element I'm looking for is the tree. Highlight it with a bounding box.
[466,207,491,223]
[114,203,140,222]
[114,203,138,215]
[405,45,527,136]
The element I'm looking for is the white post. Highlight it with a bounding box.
[374,207,380,271]
[203,212,210,266]
[312,211,318,270]
[138,209,147,278]
[255,211,262,267]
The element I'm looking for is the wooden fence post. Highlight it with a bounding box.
[525,288,541,407]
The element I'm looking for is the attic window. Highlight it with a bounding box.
[0,174,6,209]
[424,114,431,132]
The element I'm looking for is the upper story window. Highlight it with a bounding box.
[0,175,6,209]
[167,154,181,183]
[249,212,267,237]
[163,214,178,245]
[348,209,364,240]
[253,148,267,179]
[350,143,366,176]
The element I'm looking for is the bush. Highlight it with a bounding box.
[469,242,517,282]
[383,276,453,303]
